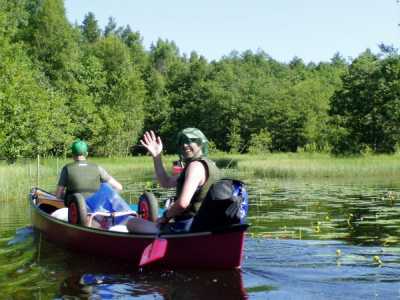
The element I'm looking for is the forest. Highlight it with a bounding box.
[1,0,399,162]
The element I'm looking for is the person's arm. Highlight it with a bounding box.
[107,176,123,192]
[152,155,179,188]
[55,185,65,199]
[55,167,67,199]
[141,130,178,188]
[158,161,206,223]
[98,166,123,191]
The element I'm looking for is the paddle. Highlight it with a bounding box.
[139,237,168,267]
[126,218,168,267]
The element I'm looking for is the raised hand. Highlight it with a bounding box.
[140,130,163,158]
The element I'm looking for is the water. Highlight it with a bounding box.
[1,176,400,299]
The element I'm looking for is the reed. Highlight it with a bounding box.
[2,153,400,200]
[0,155,177,201]
[0,159,37,201]
[235,152,400,179]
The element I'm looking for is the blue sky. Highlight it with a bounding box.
[64,0,399,63]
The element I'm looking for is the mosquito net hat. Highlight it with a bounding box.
[176,128,208,161]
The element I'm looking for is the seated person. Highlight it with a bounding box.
[55,139,122,200]
[54,140,123,226]
[128,128,220,233]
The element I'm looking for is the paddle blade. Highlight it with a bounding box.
[139,238,168,267]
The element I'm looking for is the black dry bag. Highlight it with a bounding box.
[190,179,248,232]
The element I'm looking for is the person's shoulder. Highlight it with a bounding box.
[186,160,207,172]
[87,161,98,167]
[190,160,204,166]
[198,157,219,170]
[203,157,217,164]
[63,161,75,168]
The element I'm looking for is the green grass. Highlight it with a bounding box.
[0,159,36,201]
[2,152,400,199]
[233,152,400,179]
[0,155,176,200]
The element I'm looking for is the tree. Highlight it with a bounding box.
[142,68,171,133]
[149,39,181,75]
[104,17,117,37]
[329,50,400,154]
[81,12,101,43]
[248,129,272,154]
[90,35,146,155]
[119,25,147,69]
[0,40,71,161]
[0,0,30,41]
[23,0,80,86]
[227,119,242,153]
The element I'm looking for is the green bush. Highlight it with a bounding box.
[248,129,272,154]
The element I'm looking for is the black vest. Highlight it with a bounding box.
[65,161,101,198]
[175,157,220,220]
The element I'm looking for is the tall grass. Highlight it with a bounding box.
[0,155,177,201]
[233,152,400,179]
[2,153,400,200]
[0,159,38,202]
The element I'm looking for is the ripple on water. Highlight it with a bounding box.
[0,227,57,298]
[243,238,400,299]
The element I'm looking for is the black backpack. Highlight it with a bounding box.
[190,179,249,232]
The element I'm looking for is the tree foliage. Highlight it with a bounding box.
[330,50,400,154]
[0,1,399,161]
[0,39,70,161]
[81,12,101,43]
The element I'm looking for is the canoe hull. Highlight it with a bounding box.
[30,188,247,269]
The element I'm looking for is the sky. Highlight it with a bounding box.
[64,0,399,64]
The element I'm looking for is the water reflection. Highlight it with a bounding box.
[0,227,56,298]
[59,269,248,299]
[32,236,249,299]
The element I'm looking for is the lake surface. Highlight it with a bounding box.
[1,174,400,299]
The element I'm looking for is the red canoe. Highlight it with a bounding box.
[29,188,248,269]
